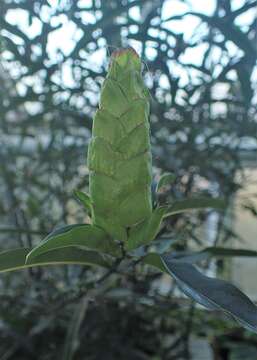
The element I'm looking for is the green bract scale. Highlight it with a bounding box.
[87,48,152,242]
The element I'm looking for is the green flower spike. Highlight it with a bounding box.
[88,47,152,243]
[3,48,257,336]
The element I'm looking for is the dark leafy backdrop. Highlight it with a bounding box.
[0,0,257,359]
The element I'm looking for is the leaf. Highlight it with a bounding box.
[156,172,175,192]
[26,224,121,263]
[63,297,88,360]
[161,254,257,333]
[173,247,257,263]
[141,252,168,272]
[142,246,257,281]
[0,247,109,273]
[156,173,176,192]
[44,224,83,240]
[73,190,92,215]
[163,197,226,218]
[126,207,166,251]
[127,197,226,251]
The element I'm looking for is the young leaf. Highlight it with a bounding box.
[156,173,176,192]
[126,207,167,251]
[0,247,109,273]
[73,190,92,215]
[161,254,257,333]
[26,224,121,263]
[163,197,226,218]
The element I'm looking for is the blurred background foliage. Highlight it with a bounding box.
[0,0,257,359]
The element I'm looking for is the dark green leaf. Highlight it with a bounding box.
[0,247,109,273]
[63,297,88,360]
[161,254,257,333]
[26,224,121,263]
[163,197,226,217]
[174,247,257,263]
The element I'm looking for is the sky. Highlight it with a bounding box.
[3,0,257,108]
[5,0,254,65]
[1,0,257,150]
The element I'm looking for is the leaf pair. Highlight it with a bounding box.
[2,196,257,335]
[3,195,225,270]
[3,196,226,270]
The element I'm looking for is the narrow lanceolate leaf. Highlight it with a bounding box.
[26,224,121,263]
[163,197,226,218]
[87,47,152,242]
[161,255,257,333]
[173,247,257,263]
[63,297,88,360]
[141,247,257,272]
[0,247,109,273]
[156,173,176,192]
